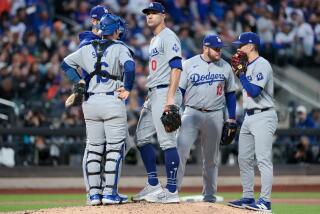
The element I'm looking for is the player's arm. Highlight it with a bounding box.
[179,61,188,98]
[61,49,84,84]
[164,36,183,109]
[117,46,136,100]
[225,64,237,121]
[166,57,182,109]
[239,74,262,98]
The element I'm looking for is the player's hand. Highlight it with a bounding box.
[226,119,237,136]
[117,87,130,100]
[164,98,175,112]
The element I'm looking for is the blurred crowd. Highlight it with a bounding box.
[0,0,320,166]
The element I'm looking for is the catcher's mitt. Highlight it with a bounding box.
[65,82,86,107]
[220,122,237,146]
[231,51,248,77]
[161,105,181,132]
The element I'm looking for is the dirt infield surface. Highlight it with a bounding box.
[9,202,253,214]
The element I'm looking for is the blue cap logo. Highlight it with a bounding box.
[203,35,225,48]
[90,5,109,20]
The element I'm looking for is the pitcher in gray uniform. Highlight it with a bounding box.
[61,14,135,206]
[176,35,237,203]
[228,32,278,213]
[132,2,183,203]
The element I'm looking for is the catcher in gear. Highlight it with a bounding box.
[161,105,181,132]
[61,13,135,206]
[176,34,237,203]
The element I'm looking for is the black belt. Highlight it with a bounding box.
[88,92,114,96]
[148,84,169,92]
[246,108,270,116]
[189,106,215,113]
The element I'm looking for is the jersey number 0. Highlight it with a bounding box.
[151,59,157,71]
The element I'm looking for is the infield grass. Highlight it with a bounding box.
[0,192,319,213]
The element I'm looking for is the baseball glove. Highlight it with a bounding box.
[220,122,237,146]
[161,105,181,132]
[231,51,248,77]
[65,82,86,107]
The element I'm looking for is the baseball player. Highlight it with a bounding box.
[78,6,132,205]
[228,32,278,213]
[176,35,237,203]
[77,5,108,205]
[132,2,183,203]
[61,13,135,205]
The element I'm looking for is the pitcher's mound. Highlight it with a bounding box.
[26,202,254,214]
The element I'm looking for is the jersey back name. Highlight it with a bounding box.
[146,28,182,88]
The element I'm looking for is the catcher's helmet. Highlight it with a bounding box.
[99,14,119,36]
[114,16,126,40]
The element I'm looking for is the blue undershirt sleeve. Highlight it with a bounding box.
[225,91,236,119]
[123,60,135,91]
[239,73,263,98]
[169,57,182,70]
[61,61,81,83]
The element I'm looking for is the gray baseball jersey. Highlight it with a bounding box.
[243,57,274,109]
[238,56,278,202]
[64,42,133,93]
[179,55,237,110]
[145,27,182,88]
[177,55,237,201]
[63,41,133,196]
[136,27,182,149]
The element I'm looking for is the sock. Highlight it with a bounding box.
[164,148,180,193]
[139,144,159,186]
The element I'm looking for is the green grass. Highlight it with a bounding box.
[0,192,319,213]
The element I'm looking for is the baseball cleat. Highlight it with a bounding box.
[246,198,272,213]
[145,188,180,203]
[89,194,102,206]
[203,195,216,203]
[131,182,163,202]
[228,197,255,209]
[102,193,128,204]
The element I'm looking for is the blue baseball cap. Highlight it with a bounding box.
[142,2,165,14]
[90,5,109,20]
[232,32,260,46]
[203,35,225,48]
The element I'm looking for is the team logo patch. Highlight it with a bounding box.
[172,44,179,53]
[256,72,264,81]
[150,48,159,57]
[247,75,253,81]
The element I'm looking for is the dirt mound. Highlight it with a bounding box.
[13,202,253,214]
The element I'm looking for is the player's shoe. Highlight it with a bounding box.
[89,194,102,206]
[246,198,272,213]
[131,182,163,202]
[228,197,255,209]
[102,193,128,204]
[145,188,180,203]
[203,195,216,203]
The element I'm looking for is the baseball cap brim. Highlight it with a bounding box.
[142,8,163,14]
[204,43,225,48]
[232,40,245,46]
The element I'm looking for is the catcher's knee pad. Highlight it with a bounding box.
[104,140,125,194]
